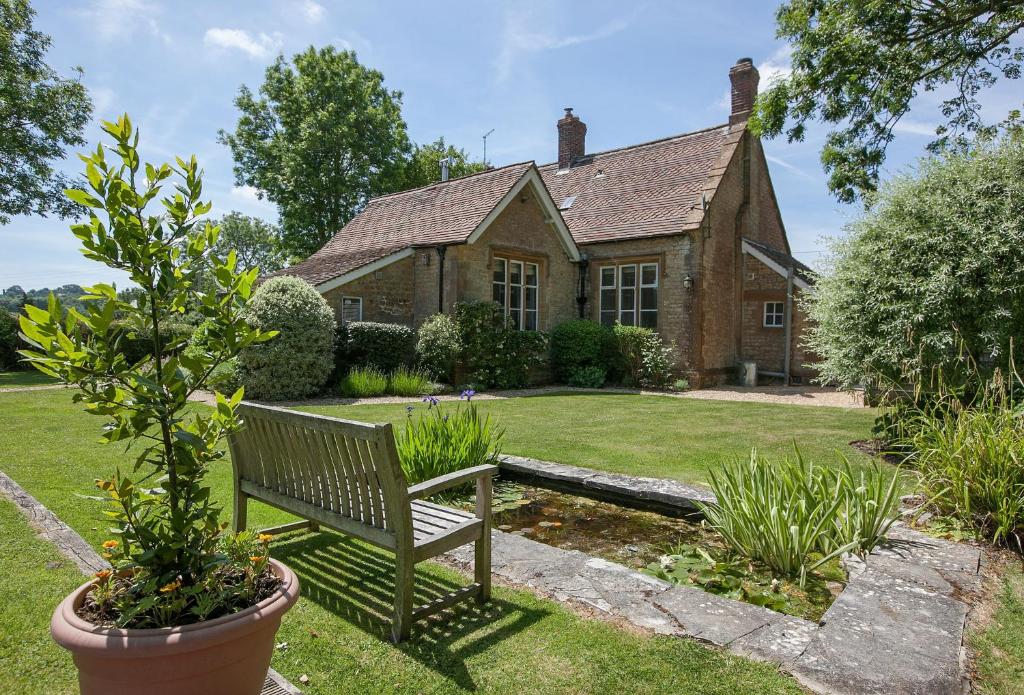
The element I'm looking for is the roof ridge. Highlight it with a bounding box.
[537,122,733,170]
[366,160,536,203]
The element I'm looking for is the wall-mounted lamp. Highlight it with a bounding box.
[683,275,694,291]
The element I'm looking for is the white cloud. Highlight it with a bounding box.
[231,186,265,203]
[79,0,171,44]
[758,44,793,88]
[765,154,817,181]
[204,28,282,59]
[495,11,633,82]
[90,86,117,118]
[893,118,939,136]
[299,0,325,22]
[333,31,373,55]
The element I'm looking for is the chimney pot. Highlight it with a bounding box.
[557,108,587,169]
[729,58,760,125]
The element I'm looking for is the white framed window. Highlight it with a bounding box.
[493,256,539,330]
[341,296,362,324]
[599,262,659,328]
[763,301,784,328]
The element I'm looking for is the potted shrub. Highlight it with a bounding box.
[19,116,298,695]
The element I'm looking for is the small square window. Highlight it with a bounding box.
[342,296,362,324]
[763,301,785,328]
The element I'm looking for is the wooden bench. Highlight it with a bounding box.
[227,402,496,642]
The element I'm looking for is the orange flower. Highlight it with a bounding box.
[249,555,265,564]
[159,580,181,593]
[94,569,112,581]
[257,533,273,544]
[102,540,119,550]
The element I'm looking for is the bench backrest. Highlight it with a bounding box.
[228,402,411,542]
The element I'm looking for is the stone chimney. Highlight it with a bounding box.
[729,58,760,125]
[557,108,587,169]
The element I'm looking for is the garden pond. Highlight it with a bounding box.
[459,481,846,621]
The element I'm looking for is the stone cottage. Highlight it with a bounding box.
[274,58,815,387]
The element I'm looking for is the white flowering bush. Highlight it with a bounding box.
[238,276,336,400]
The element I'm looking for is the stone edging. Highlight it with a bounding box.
[0,469,302,695]
[498,454,715,517]
[463,455,982,695]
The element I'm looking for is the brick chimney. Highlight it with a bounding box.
[557,107,587,169]
[729,58,760,125]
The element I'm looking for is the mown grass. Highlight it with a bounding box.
[0,388,803,694]
[301,392,880,485]
[972,561,1024,694]
[0,370,58,388]
[0,499,82,694]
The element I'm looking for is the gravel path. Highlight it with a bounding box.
[189,384,866,409]
[0,384,67,394]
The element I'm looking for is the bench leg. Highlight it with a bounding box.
[392,553,414,643]
[232,489,248,534]
[475,475,492,604]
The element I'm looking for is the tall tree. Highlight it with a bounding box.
[219,47,411,259]
[213,211,285,273]
[803,129,1024,389]
[403,137,486,189]
[752,0,1024,203]
[0,0,92,223]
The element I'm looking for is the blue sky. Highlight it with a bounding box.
[4,0,1021,289]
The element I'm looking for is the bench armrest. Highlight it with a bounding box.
[407,464,498,501]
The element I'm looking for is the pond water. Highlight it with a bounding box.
[479,483,719,569]
[458,480,845,621]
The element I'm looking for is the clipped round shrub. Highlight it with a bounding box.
[416,313,460,382]
[238,276,336,400]
[341,321,416,372]
[0,311,21,370]
[550,319,615,384]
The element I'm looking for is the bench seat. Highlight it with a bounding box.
[228,402,495,642]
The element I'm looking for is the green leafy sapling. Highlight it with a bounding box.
[18,115,277,627]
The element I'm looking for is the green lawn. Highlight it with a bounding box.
[0,388,802,694]
[301,392,879,485]
[0,499,82,694]
[0,371,58,389]
[972,562,1024,694]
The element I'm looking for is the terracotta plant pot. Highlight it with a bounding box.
[51,559,300,695]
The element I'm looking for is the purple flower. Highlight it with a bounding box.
[460,389,476,401]
[422,395,440,409]
[443,414,450,423]
[405,405,415,416]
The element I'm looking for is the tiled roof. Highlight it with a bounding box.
[539,124,743,244]
[743,237,815,286]
[273,161,535,286]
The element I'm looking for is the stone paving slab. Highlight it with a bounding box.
[653,584,777,646]
[790,568,968,695]
[728,612,818,666]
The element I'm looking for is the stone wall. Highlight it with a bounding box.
[579,234,700,379]
[321,254,415,326]
[452,183,579,332]
[739,254,817,380]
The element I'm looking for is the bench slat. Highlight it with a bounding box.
[337,432,364,523]
[239,479,397,550]
[312,427,340,514]
[412,500,474,525]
